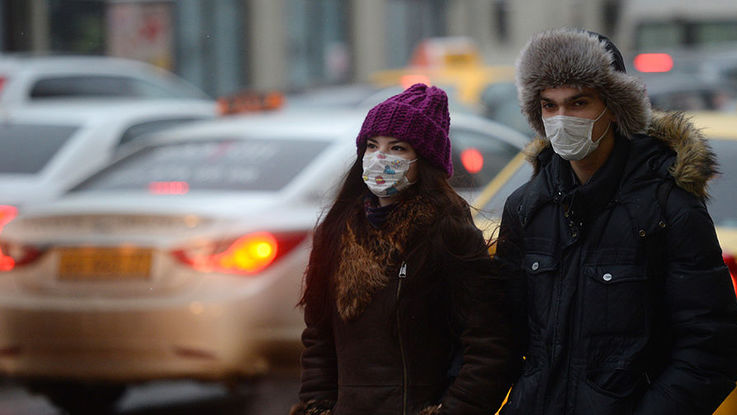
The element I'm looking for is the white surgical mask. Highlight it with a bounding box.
[543,107,610,161]
[362,151,416,197]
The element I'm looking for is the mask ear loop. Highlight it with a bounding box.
[591,107,610,143]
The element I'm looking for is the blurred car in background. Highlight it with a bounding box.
[370,37,515,106]
[0,55,211,105]
[641,73,737,112]
[0,105,526,412]
[615,0,737,53]
[471,111,737,415]
[0,100,217,209]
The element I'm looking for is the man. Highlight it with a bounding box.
[495,28,737,414]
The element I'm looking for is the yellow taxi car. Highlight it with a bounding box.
[370,37,514,106]
[474,111,737,415]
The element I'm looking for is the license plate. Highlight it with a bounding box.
[58,247,152,281]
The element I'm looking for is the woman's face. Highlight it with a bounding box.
[365,136,419,182]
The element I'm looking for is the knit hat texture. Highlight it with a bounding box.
[356,83,453,177]
[516,27,651,139]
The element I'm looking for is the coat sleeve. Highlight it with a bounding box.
[635,191,737,414]
[436,219,520,415]
[292,302,338,414]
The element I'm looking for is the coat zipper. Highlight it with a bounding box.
[396,261,408,415]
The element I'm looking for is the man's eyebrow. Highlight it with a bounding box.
[541,93,594,103]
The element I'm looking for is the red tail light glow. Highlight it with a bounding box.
[0,241,42,271]
[633,53,674,73]
[0,205,19,271]
[461,148,484,174]
[172,231,308,275]
[723,253,737,298]
[149,181,189,195]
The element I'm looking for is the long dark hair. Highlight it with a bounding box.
[297,144,478,324]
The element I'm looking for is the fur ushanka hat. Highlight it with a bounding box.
[516,28,651,139]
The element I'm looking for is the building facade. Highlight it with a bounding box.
[0,0,617,97]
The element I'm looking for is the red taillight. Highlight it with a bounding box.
[0,205,19,271]
[0,77,6,92]
[461,148,484,174]
[723,253,737,297]
[172,231,308,275]
[0,240,42,271]
[149,181,189,195]
[633,53,674,73]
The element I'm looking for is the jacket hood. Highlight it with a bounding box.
[516,28,651,139]
[523,112,719,199]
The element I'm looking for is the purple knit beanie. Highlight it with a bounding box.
[356,83,452,177]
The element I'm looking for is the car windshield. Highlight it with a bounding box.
[0,122,79,174]
[71,137,331,193]
[479,139,737,228]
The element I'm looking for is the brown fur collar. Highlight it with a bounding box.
[335,195,438,321]
[523,111,718,199]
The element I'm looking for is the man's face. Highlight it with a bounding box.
[540,86,615,141]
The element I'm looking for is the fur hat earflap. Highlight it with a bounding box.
[516,27,651,139]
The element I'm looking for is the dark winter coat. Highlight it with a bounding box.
[292,195,516,415]
[496,112,737,415]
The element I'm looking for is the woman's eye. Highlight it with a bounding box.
[366,143,377,149]
[392,146,406,152]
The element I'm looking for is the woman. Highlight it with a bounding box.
[290,84,516,415]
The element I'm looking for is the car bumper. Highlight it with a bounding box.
[0,299,302,382]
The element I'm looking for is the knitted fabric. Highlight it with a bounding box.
[356,83,453,177]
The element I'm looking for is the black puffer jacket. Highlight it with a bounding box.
[496,113,737,415]
[294,196,516,415]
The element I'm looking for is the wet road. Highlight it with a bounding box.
[0,367,300,415]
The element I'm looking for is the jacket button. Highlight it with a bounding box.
[531,262,539,271]
[602,273,613,282]
[639,229,647,237]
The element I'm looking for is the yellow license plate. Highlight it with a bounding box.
[57,247,152,281]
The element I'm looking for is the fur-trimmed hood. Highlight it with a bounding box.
[523,112,719,199]
[516,28,651,139]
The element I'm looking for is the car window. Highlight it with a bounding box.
[448,127,520,190]
[118,118,206,147]
[708,139,737,227]
[478,159,533,217]
[0,122,79,174]
[29,76,182,99]
[72,138,332,193]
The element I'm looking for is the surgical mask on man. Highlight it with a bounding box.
[543,107,610,161]
[362,151,416,197]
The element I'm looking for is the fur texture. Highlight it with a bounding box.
[516,28,651,139]
[335,196,438,321]
[523,111,718,199]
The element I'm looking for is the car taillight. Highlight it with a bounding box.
[723,253,737,298]
[0,240,42,271]
[0,206,19,271]
[633,53,674,73]
[461,148,484,174]
[172,231,308,275]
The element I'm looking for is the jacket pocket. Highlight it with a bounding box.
[523,254,558,330]
[582,263,649,335]
[575,368,644,415]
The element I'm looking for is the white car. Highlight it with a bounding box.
[0,100,217,209]
[0,107,526,412]
[0,55,210,105]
